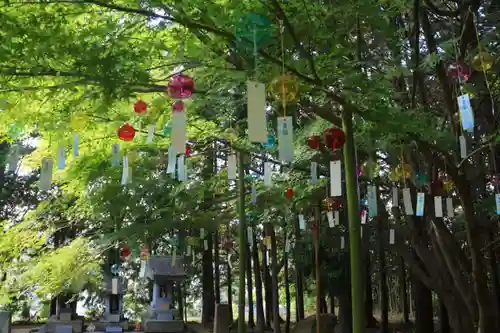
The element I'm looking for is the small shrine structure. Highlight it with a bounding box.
[143,255,186,333]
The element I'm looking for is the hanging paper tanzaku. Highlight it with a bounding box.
[327,211,334,227]
[39,157,54,191]
[227,153,237,180]
[389,229,395,244]
[7,145,19,172]
[457,94,474,132]
[446,197,454,217]
[277,117,294,162]
[434,196,443,217]
[392,187,398,207]
[310,162,318,185]
[459,135,467,158]
[496,194,500,215]
[171,110,187,154]
[57,147,66,170]
[330,161,342,196]
[73,133,79,157]
[247,81,267,142]
[121,155,129,185]
[416,192,425,216]
[167,146,176,174]
[402,188,414,215]
[112,144,120,166]
[146,125,155,144]
[264,162,273,186]
[177,155,186,181]
[367,185,377,217]
[298,214,305,231]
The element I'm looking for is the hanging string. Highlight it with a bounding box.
[400,145,407,189]
[279,20,286,118]
[253,25,258,78]
[471,11,495,116]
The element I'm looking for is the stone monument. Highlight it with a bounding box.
[45,294,84,333]
[143,256,186,333]
[96,249,128,332]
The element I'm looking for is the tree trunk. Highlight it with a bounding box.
[412,274,433,333]
[328,289,335,316]
[246,239,255,328]
[267,224,281,333]
[364,229,375,328]
[252,230,265,333]
[488,230,500,315]
[339,252,352,333]
[202,232,215,324]
[237,152,247,333]
[262,241,273,328]
[399,256,410,324]
[227,252,233,324]
[214,230,221,304]
[377,216,388,333]
[439,299,451,333]
[293,213,305,321]
[284,244,291,333]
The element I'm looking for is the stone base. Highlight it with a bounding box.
[46,318,84,333]
[144,320,184,333]
[95,320,128,332]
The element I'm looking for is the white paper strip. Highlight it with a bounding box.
[111,278,118,295]
[171,249,177,267]
[361,210,367,224]
[446,197,454,217]
[139,260,146,278]
[204,239,208,251]
[310,162,318,185]
[200,228,205,239]
[389,229,395,244]
[247,80,267,142]
[330,160,342,196]
[39,157,53,191]
[57,147,66,170]
[277,117,294,162]
[247,226,253,244]
[187,245,191,256]
[112,144,120,166]
[403,188,414,215]
[171,110,187,154]
[459,135,467,158]
[457,94,474,132]
[392,187,398,207]
[361,227,363,239]
[167,146,176,174]
[266,237,272,250]
[367,185,377,217]
[298,214,305,231]
[416,192,425,216]
[251,186,257,204]
[496,194,500,215]
[177,155,185,181]
[121,155,129,185]
[264,162,273,186]
[73,133,79,157]
[327,211,334,227]
[227,154,237,180]
[434,196,443,217]
[340,236,345,249]
[7,145,19,172]
[334,210,340,226]
[227,253,232,269]
[192,251,195,264]
[285,239,290,253]
[146,125,155,144]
